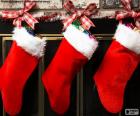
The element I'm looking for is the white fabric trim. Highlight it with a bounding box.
[114,24,140,54]
[63,24,98,59]
[12,27,46,58]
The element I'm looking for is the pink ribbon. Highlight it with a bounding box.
[2,1,38,29]
[63,0,98,30]
[116,0,140,29]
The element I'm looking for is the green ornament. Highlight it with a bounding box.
[72,20,85,32]
[72,20,81,28]
[72,20,90,35]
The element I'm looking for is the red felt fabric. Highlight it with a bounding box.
[42,38,88,114]
[93,40,140,113]
[0,41,38,115]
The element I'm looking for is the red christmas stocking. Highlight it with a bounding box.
[93,24,140,113]
[42,24,98,114]
[1,27,46,115]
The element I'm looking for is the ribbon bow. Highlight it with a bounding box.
[2,1,38,29]
[116,0,140,29]
[63,0,98,31]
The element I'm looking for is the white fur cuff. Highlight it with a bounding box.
[12,27,46,58]
[63,24,98,59]
[114,24,140,54]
